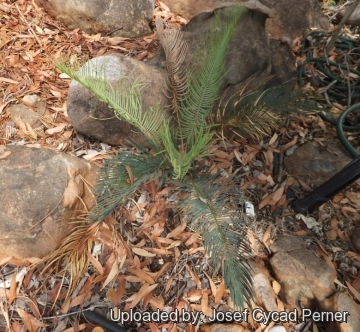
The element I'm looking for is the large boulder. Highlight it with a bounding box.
[162,0,262,20]
[270,236,336,309]
[67,54,168,145]
[162,0,330,39]
[150,4,273,103]
[267,39,296,88]
[180,5,272,91]
[337,4,360,27]
[261,0,330,40]
[324,292,360,332]
[284,141,353,188]
[0,145,98,259]
[35,0,155,38]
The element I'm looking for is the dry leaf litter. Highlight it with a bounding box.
[0,1,360,332]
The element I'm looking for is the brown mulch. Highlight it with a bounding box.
[1,1,360,332]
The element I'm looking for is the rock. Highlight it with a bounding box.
[162,0,330,39]
[250,260,278,312]
[0,145,98,259]
[199,323,249,332]
[181,5,271,92]
[267,39,296,89]
[270,236,336,309]
[350,224,360,254]
[337,5,360,27]
[67,54,168,145]
[161,0,274,21]
[35,0,154,38]
[284,140,353,188]
[324,292,360,332]
[261,0,330,40]
[162,0,238,20]
[8,95,45,129]
[268,326,286,332]
[150,4,273,98]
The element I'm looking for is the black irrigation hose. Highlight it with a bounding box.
[83,310,127,332]
[291,101,360,213]
[291,154,360,213]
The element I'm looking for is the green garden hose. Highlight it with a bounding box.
[291,32,360,213]
[298,30,360,159]
[335,103,360,158]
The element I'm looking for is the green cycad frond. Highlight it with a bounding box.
[178,7,244,148]
[161,121,213,179]
[176,171,254,307]
[56,62,166,148]
[88,151,169,223]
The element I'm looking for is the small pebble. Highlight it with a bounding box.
[268,325,286,332]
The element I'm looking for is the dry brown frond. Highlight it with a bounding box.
[156,19,188,150]
[212,84,284,141]
[31,216,125,307]
[161,26,188,106]
[31,223,97,305]
[228,107,281,141]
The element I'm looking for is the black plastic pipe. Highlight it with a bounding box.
[83,310,127,332]
[292,155,360,213]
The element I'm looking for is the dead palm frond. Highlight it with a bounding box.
[157,19,188,108]
[157,19,188,152]
[212,81,316,140]
[33,218,125,305]
[217,91,279,140]
[32,224,94,305]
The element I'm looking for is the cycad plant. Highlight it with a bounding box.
[52,6,296,309]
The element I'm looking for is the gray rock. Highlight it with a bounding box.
[250,260,278,312]
[0,145,98,259]
[67,54,168,145]
[150,4,273,99]
[181,5,271,92]
[324,292,360,332]
[268,326,286,332]
[337,5,360,27]
[162,0,330,39]
[284,141,353,188]
[267,39,296,89]
[8,95,45,129]
[35,0,154,38]
[350,224,360,254]
[261,0,330,40]
[270,236,336,309]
